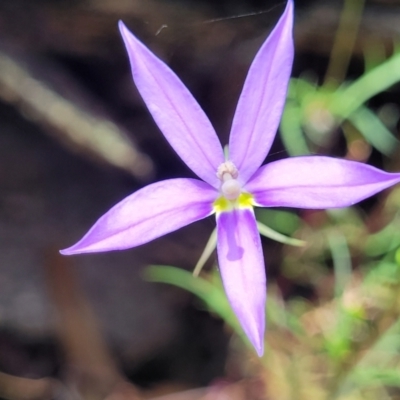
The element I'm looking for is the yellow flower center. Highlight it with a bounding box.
[213,192,254,213]
[214,161,254,213]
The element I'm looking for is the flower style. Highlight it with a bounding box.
[61,0,400,356]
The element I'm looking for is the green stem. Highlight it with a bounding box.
[324,0,365,89]
[331,52,400,119]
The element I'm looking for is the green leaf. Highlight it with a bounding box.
[256,220,305,247]
[347,106,399,156]
[143,265,250,347]
[331,52,400,119]
[365,215,400,257]
[280,103,310,156]
[351,369,400,388]
[256,208,300,236]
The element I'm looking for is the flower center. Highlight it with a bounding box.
[217,161,241,200]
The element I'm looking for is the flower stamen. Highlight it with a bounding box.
[217,161,238,180]
[217,161,241,200]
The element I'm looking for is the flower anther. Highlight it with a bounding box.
[217,161,241,200]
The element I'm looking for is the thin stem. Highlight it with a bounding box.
[257,221,306,247]
[328,231,352,298]
[324,0,365,89]
[193,228,217,277]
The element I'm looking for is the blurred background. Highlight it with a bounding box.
[1,0,400,399]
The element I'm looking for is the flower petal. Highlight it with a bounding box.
[246,156,400,209]
[119,22,224,188]
[216,208,266,356]
[61,179,217,254]
[228,0,294,184]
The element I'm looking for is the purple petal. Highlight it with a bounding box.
[216,208,266,356]
[246,156,400,209]
[119,22,224,188]
[61,179,216,254]
[228,0,294,184]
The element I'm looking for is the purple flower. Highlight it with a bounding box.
[61,0,400,356]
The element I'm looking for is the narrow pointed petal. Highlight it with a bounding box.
[229,0,294,184]
[216,208,266,356]
[61,179,217,255]
[246,157,400,209]
[119,22,224,188]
